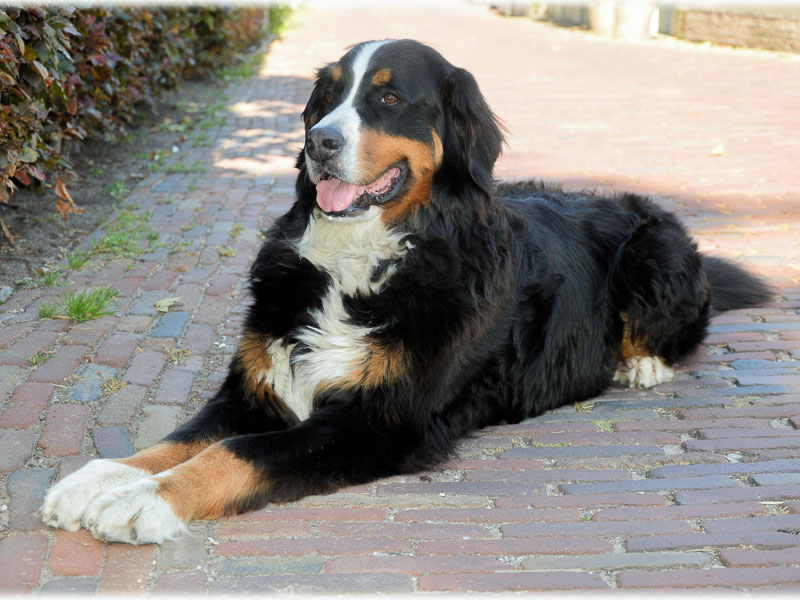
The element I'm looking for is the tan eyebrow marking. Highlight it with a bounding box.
[372,68,391,86]
[331,65,342,81]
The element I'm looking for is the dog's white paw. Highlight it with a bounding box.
[613,355,674,389]
[82,477,187,545]
[41,459,149,531]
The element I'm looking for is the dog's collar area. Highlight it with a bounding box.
[315,163,408,218]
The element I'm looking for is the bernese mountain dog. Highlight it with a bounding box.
[42,39,771,544]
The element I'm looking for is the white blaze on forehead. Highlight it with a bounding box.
[309,40,391,182]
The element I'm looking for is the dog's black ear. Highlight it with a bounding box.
[440,67,504,192]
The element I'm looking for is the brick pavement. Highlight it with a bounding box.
[1,2,800,594]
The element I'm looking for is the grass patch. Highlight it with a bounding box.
[65,249,91,270]
[90,208,159,259]
[56,287,120,323]
[531,442,568,448]
[108,180,130,202]
[594,419,621,433]
[37,269,60,287]
[38,303,58,319]
[28,351,52,366]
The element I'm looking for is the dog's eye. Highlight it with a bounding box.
[381,93,399,105]
[324,91,333,104]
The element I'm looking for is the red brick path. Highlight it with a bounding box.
[1,2,799,593]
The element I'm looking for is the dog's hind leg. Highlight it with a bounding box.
[609,194,713,388]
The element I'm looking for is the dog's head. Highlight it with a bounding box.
[300,39,503,224]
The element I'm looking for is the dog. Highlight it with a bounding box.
[42,39,771,544]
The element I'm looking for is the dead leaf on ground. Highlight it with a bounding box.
[155,296,183,313]
[54,177,82,219]
[0,217,14,245]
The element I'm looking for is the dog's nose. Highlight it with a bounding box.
[306,127,344,163]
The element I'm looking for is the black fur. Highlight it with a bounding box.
[165,40,771,515]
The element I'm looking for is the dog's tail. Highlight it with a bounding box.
[702,255,773,313]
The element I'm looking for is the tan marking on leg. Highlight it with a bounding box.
[156,444,263,521]
[237,330,272,396]
[236,330,298,423]
[616,313,650,361]
[372,68,391,87]
[115,440,211,474]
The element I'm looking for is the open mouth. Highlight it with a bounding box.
[315,164,407,217]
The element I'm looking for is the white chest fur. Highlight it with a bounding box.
[264,208,408,421]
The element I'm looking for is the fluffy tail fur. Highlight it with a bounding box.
[702,255,773,313]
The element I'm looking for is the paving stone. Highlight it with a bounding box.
[0,533,48,592]
[650,459,800,478]
[521,551,715,571]
[49,529,104,576]
[0,365,23,400]
[116,315,155,333]
[40,578,98,594]
[154,368,195,404]
[153,571,207,594]
[182,323,216,354]
[27,345,90,384]
[502,445,665,459]
[0,331,58,366]
[702,514,800,533]
[66,317,115,346]
[720,547,800,567]
[99,543,155,594]
[97,384,147,425]
[128,289,168,315]
[92,425,135,458]
[94,333,142,367]
[418,572,607,592]
[149,310,189,338]
[211,573,414,594]
[218,556,325,577]
[751,472,800,486]
[0,428,36,473]
[503,519,694,537]
[562,475,737,495]
[134,405,181,449]
[8,468,55,530]
[39,404,87,457]
[627,531,800,552]
[617,566,800,589]
[159,524,209,568]
[68,363,117,403]
[0,383,53,428]
[124,350,166,385]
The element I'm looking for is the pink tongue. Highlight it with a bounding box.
[316,178,363,213]
[316,168,400,213]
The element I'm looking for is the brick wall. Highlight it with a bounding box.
[673,9,800,53]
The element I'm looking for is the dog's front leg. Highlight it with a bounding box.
[80,408,434,544]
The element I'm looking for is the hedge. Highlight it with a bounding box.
[0,5,269,243]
